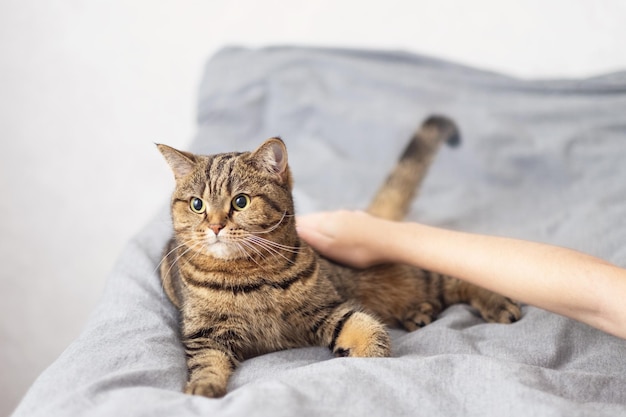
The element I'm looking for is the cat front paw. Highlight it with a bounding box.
[185,379,227,398]
[332,311,391,358]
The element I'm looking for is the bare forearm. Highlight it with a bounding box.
[384,221,626,339]
[297,211,626,339]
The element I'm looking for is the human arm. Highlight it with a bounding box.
[296,210,626,340]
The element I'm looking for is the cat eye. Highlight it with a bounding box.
[190,197,206,214]
[231,194,251,211]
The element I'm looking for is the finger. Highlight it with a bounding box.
[297,213,336,236]
[297,226,336,255]
[297,215,331,246]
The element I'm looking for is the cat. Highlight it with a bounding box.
[157,115,521,398]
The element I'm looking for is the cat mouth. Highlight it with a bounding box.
[206,238,241,260]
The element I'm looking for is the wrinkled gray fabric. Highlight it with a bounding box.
[13,47,626,417]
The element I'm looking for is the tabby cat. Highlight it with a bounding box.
[157,116,521,398]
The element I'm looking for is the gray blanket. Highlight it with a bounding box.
[13,47,626,417]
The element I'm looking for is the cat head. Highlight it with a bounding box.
[157,138,296,261]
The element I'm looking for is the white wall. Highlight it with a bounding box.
[1,1,625,414]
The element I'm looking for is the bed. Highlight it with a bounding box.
[12,46,626,416]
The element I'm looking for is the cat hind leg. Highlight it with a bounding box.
[444,278,521,324]
[471,292,521,324]
[401,301,442,331]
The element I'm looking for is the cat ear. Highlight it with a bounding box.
[250,137,289,180]
[156,144,198,180]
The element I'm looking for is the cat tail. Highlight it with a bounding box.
[366,115,460,221]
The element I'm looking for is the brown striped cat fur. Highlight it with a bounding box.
[157,116,521,398]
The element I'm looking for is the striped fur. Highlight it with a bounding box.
[157,115,520,398]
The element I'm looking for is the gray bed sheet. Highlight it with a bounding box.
[12,47,626,417]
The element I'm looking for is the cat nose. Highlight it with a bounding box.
[209,224,225,235]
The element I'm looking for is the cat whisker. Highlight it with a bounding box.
[154,239,197,274]
[252,241,284,263]
[250,211,293,235]
[243,235,296,265]
[162,238,206,279]
[179,240,206,271]
[233,241,264,268]
[238,239,272,263]
[246,235,302,253]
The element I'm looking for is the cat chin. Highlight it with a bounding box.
[206,242,241,260]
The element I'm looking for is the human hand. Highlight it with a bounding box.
[296,210,391,269]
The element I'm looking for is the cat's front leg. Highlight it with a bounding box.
[318,304,391,358]
[182,335,240,398]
